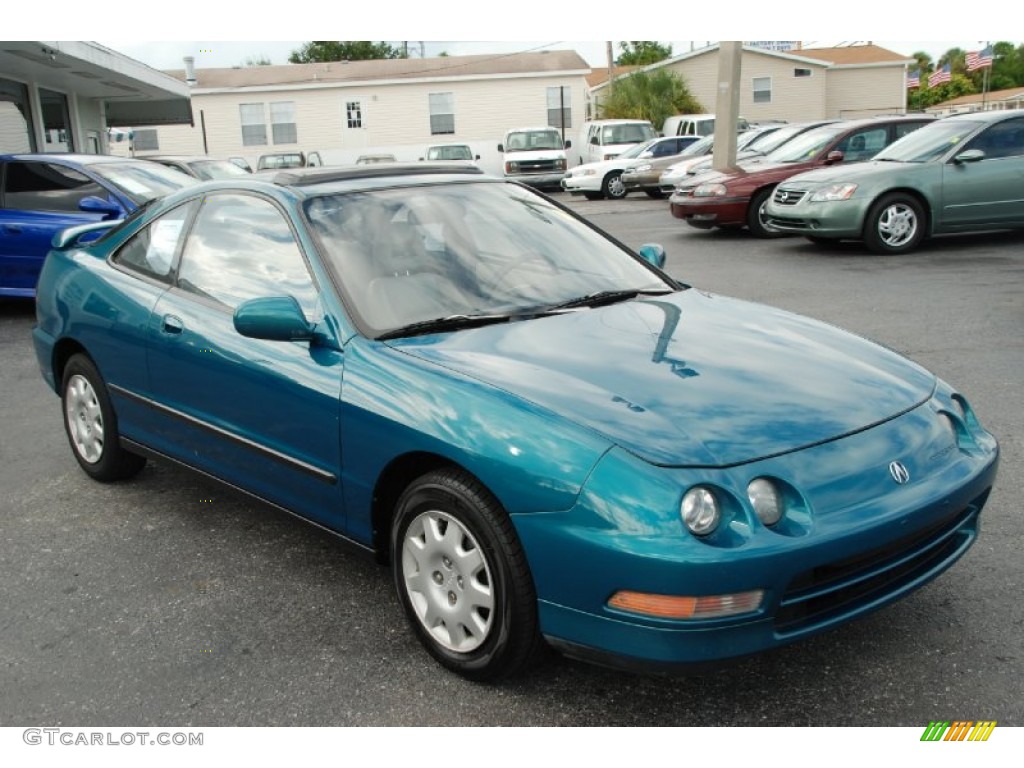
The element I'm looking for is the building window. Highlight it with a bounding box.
[40,88,73,152]
[753,77,772,104]
[346,101,362,129]
[0,77,37,153]
[429,92,454,135]
[270,101,297,144]
[794,68,812,78]
[239,103,267,146]
[133,129,159,151]
[547,86,572,129]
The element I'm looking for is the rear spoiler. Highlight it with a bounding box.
[51,220,123,250]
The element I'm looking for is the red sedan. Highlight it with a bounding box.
[669,116,933,236]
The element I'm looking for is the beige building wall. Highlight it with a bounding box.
[113,74,587,173]
[825,66,908,118]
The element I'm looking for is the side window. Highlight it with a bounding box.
[836,128,888,161]
[651,141,672,158]
[3,162,105,212]
[176,194,319,316]
[965,118,1024,160]
[112,201,195,281]
[894,121,927,140]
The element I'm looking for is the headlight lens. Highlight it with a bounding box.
[681,487,720,535]
[633,163,653,172]
[809,183,858,202]
[505,161,520,173]
[747,478,782,526]
[693,183,727,197]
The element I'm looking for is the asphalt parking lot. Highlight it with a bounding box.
[2,191,1022,726]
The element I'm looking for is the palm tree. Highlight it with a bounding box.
[599,70,703,129]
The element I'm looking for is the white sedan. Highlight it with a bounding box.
[561,136,698,200]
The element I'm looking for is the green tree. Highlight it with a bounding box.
[288,41,403,64]
[616,41,673,66]
[909,50,933,77]
[908,73,977,110]
[598,70,703,128]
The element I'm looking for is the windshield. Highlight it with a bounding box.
[189,160,251,180]
[427,145,473,160]
[600,123,656,145]
[618,138,662,160]
[90,162,198,205]
[679,135,714,157]
[765,123,848,163]
[747,122,823,155]
[873,119,982,163]
[304,181,672,336]
[505,130,564,152]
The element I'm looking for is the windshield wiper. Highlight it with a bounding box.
[377,313,516,340]
[545,287,674,311]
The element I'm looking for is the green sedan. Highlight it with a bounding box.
[764,109,1024,254]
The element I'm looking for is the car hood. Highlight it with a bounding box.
[387,290,935,467]
[777,160,917,187]
[687,160,815,188]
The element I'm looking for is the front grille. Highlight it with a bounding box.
[773,188,807,205]
[774,497,986,636]
[517,159,559,174]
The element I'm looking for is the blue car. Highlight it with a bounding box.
[1,153,196,297]
[33,164,999,680]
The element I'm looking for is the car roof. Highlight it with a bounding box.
[149,155,231,162]
[0,153,153,165]
[505,126,561,133]
[270,163,485,190]
[939,108,1024,124]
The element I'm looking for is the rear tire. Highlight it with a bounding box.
[391,468,545,681]
[61,354,146,482]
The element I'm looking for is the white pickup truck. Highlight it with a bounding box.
[497,127,570,189]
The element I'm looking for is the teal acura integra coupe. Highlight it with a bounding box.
[33,163,999,679]
[764,109,1024,253]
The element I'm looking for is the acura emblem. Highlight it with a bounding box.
[889,461,910,485]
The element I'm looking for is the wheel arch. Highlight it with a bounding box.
[371,451,482,564]
[52,338,91,389]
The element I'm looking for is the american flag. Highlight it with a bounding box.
[966,46,994,71]
[928,64,951,88]
[906,69,921,88]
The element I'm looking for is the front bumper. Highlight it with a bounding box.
[512,389,999,671]
[506,172,566,189]
[765,194,870,238]
[669,194,749,228]
[561,173,603,194]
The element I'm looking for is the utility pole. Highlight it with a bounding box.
[607,41,615,92]
[711,41,742,172]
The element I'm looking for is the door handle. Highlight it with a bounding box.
[161,314,184,334]
[1,224,22,234]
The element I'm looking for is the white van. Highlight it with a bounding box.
[662,113,750,138]
[497,127,570,188]
[577,119,657,165]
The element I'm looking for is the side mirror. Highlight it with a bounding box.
[825,150,845,164]
[638,243,667,269]
[640,151,653,158]
[234,296,314,342]
[497,144,504,152]
[590,136,599,145]
[78,196,123,218]
[954,148,985,164]
[564,139,572,149]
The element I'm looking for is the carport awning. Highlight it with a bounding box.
[106,98,193,127]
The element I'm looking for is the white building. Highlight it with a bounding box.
[113,51,591,175]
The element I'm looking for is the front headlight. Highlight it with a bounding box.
[809,183,858,202]
[681,487,720,535]
[747,478,782,526]
[633,163,653,173]
[505,161,520,173]
[693,183,728,197]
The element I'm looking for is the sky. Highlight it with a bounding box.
[9,1,1000,71]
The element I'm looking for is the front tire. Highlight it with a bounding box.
[644,189,666,199]
[61,354,146,481]
[391,468,544,681]
[863,193,925,254]
[602,172,627,200]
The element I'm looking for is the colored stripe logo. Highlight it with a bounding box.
[920,721,997,741]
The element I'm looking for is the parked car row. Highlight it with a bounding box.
[562,110,1024,256]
